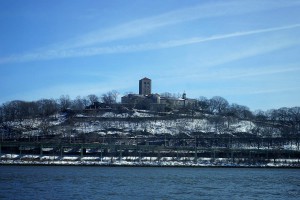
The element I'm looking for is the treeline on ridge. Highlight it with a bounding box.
[0,91,300,136]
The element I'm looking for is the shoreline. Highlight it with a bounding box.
[0,155,300,169]
[1,163,300,169]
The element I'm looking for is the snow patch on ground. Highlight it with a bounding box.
[73,118,256,135]
[232,121,255,132]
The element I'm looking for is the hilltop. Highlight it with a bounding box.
[1,77,299,142]
[1,105,298,144]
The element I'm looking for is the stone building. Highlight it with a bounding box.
[139,77,151,95]
[122,77,162,111]
[160,92,197,109]
[121,77,197,112]
[121,93,162,111]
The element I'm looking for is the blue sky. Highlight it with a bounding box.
[1,0,300,111]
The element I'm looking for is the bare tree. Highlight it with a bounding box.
[209,96,229,114]
[254,110,267,122]
[87,94,99,105]
[39,119,51,136]
[71,96,86,111]
[36,99,58,117]
[101,90,118,105]
[2,100,28,122]
[229,103,252,120]
[198,96,210,112]
[58,95,71,111]
[0,105,3,123]
[290,107,300,134]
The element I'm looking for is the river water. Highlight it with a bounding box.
[0,166,299,200]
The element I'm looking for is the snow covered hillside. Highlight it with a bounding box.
[74,117,255,136]
[0,110,264,139]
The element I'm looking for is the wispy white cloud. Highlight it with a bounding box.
[168,64,300,82]
[153,61,300,95]
[1,23,300,64]
[247,87,300,95]
[214,65,300,80]
[1,0,300,64]
[56,0,300,50]
[198,36,300,68]
[188,85,300,97]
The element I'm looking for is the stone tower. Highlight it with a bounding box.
[139,77,151,96]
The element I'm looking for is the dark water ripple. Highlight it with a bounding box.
[0,166,299,200]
